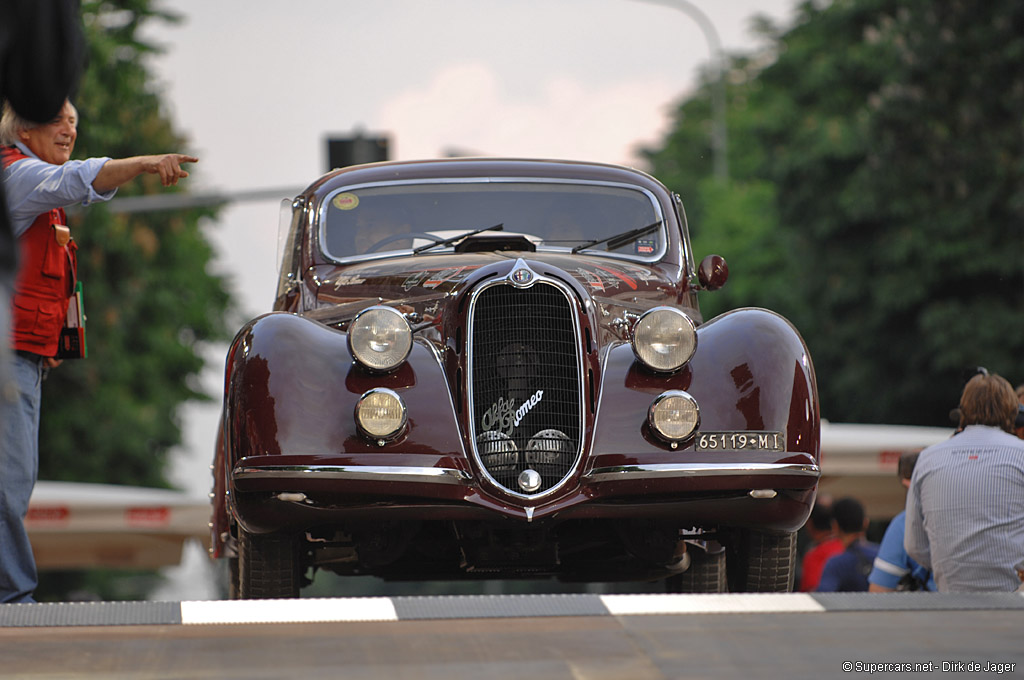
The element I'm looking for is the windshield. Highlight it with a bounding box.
[319,180,665,261]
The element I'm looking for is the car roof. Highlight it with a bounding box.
[302,157,670,197]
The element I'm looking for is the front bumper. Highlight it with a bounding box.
[229,453,820,535]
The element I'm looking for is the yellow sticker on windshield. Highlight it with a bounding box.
[333,193,359,211]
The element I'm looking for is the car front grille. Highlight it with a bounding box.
[469,278,582,496]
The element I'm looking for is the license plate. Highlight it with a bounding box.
[695,431,784,451]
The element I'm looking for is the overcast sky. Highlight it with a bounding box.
[138,0,797,495]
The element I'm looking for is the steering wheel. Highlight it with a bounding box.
[365,231,439,253]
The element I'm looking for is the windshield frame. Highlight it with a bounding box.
[316,177,669,265]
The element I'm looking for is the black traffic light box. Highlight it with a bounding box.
[326,134,390,171]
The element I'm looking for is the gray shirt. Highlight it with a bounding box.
[905,425,1024,592]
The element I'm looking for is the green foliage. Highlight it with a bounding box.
[646,0,1024,426]
[685,177,789,320]
[37,2,232,487]
[35,568,162,603]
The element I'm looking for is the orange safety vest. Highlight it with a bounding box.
[1,146,78,356]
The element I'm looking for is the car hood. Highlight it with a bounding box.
[310,252,679,316]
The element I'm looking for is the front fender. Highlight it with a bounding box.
[582,307,818,532]
[221,312,467,497]
[691,307,818,458]
[588,307,818,469]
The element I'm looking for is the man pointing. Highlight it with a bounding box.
[0,98,198,603]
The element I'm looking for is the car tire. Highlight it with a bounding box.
[726,529,797,592]
[665,546,726,593]
[228,556,240,600]
[238,528,301,599]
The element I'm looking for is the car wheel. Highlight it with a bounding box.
[665,546,726,593]
[726,529,797,592]
[238,528,301,599]
[227,556,240,600]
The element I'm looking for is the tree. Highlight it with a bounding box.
[646,0,1024,426]
[38,2,233,487]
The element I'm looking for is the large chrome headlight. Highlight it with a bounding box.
[631,307,697,373]
[648,390,700,443]
[355,388,407,440]
[348,306,412,372]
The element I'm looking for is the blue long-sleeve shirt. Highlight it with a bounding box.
[868,511,936,591]
[2,142,114,236]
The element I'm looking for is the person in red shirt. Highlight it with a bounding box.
[0,98,197,603]
[799,497,844,592]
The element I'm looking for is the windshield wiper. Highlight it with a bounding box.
[571,220,662,254]
[413,223,504,254]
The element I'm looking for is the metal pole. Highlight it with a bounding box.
[68,186,306,215]
[632,0,728,182]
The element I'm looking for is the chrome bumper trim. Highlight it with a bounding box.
[234,462,818,489]
[233,465,472,486]
[584,462,821,484]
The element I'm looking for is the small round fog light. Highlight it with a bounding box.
[648,390,700,442]
[355,388,407,440]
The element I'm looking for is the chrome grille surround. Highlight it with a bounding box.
[467,260,584,498]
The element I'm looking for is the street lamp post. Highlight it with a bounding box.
[633,0,728,182]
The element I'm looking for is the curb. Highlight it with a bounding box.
[1,592,1022,628]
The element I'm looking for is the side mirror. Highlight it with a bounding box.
[697,254,729,291]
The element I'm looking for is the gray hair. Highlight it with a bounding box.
[0,101,29,146]
[0,100,77,146]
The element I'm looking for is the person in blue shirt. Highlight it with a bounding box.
[0,0,84,607]
[0,98,196,604]
[816,496,879,592]
[868,451,936,592]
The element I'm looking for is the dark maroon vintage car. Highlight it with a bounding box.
[210,158,820,598]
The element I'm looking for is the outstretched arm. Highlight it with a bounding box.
[92,153,199,193]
